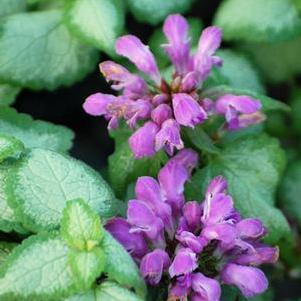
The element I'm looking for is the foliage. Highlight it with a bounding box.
[1,0,301,300]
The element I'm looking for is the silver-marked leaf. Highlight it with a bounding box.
[242,37,301,83]
[0,10,98,90]
[215,49,265,94]
[0,107,74,152]
[0,0,26,18]
[6,148,115,232]
[0,135,24,163]
[214,0,301,42]
[0,161,27,233]
[65,0,125,53]
[61,199,104,251]
[280,161,301,227]
[102,230,146,297]
[64,281,144,301]
[68,248,106,291]
[127,0,194,25]
[0,234,76,300]
[0,242,17,266]
[0,83,21,106]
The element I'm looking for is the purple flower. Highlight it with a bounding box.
[167,148,198,175]
[215,94,263,130]
[163,14,190,74]
[106,154,276,300]
[169,275,192,300]
[105,217,148,260]
[135,176,174,237]
[183,201,202,232]
[194,26,223,81]
[140,249,170,285]
[85,14,264,158]
[129,121,159,158]
[99,61,147,98]
[236,218,266,240]
[127,199,165,247]
[158,158,188,215]
[191,273,221,301]
[173,93,207,128]
[221,263,268,298]
[176,231,206,253]
[155,119,184,155]
[115,35,160,84]
[169,248,198,278]
[234,246,279,266]
[151,104,172,125]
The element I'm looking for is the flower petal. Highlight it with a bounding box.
[173,93,207,127]
[135,176,174,236]
[155,119,184,155]
[169,149,199,175]
[163,14,190,74]
[221,264,268,298]
[234,246,279,266]
[191,272,221,301]
[140,249,170,285]
[236,218,266,240]
[127,199,164,242]
[83,93,115,116]
[105,217,148,259]
[151,103,172,125]
[116,35,160,84]
[158,159,189,215]
[129,121,159,158]
[169,248,198,278]
[183,201,202,232]
[197,26,222,56]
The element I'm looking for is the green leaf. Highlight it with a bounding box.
[214,49,265,94]
[0,233,77,301]
[291,89,301,134]
[0,107,74,152]
[214,0,301,42]
[109,138,167,198]
[102,230,146,297]
[241,37,301,83]
[0,135,24,163]
[183,125,220,155]
[0,10,98,90]
[127,0,194,25]
[0,161,27,233]
[65,0,125,53]
[202,85,290,113]
[64,281,144,301]
[0,83,21,106]
[0,242,17,266]
[0,0,26,18]
[280,161,301,227]
[185,134,290,244]
[61,199,104,251]
[6,148,115,232]
[68,248,105,291]
[149,17,203,68]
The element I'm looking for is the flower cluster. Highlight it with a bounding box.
[105,149,278,300]
[83,14,264,159]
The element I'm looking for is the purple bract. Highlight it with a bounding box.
[105,149,278,300]
[83,14,264,158]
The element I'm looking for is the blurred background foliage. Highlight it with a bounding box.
[2,0,301,300]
